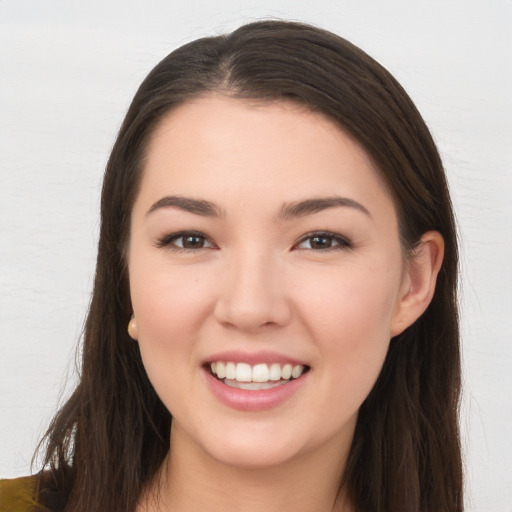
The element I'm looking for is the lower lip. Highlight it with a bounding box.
[204,369,308,412]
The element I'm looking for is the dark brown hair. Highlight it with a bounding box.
[37,20,462,512]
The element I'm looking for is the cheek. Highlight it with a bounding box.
[297,259,401,339]
[130,253,215,337]
[294,259,401,400]
[128,259,216,399]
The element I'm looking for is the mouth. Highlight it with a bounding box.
[207,361,310,390]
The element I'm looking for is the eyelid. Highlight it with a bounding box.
[154,230,351,252]
[293,231,352,250]
[155,230,216,251]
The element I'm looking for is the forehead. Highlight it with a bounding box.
[136,95,395,218]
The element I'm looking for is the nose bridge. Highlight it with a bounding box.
[214,244,290,330]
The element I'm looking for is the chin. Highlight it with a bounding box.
[177,417,310,470]
[207,437,305,470]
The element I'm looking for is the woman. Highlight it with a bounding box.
[0,20,463,512]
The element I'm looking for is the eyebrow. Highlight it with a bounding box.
[146,195,222,217]
[145,194,370,220]
[278,196,371,220]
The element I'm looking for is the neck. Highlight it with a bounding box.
[141,422,354,512]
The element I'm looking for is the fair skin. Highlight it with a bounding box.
[128,95,444,512]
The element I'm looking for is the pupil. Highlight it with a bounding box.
[183,235,204,248]
[311,236,331,249]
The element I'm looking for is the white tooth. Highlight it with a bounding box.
[236,363,252,382]
[281,364,292,380]
[224,380,287,390]
[269,363,282,381]
[210,362,217,373]
[292,365,304,379]
[216,361,226,379]
[225,362,236,380]
[252,363,270,382]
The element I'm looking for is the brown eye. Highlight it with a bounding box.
[309,235,334,249]
[156,231,215,250]
[181,234,207,248]
[295,232,351,251]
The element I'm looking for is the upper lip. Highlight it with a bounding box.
[203,350,308,367]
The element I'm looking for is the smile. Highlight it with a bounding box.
[209,361,308,390]
[204,359,310,411]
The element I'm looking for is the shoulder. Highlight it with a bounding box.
[0,474,46,512]
[0,472,67,512]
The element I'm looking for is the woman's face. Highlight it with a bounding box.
[128,95,410,470]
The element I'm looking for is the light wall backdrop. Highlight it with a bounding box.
[1,1,511,511]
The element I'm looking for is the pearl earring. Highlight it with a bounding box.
[127,315,138,340]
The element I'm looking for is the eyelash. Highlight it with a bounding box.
[155,230,352,252]
[155,231,216,251]
[294,231,352,251]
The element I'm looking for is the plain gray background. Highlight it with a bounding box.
[1,1,511,511]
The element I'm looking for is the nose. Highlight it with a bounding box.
[213,248,292,332]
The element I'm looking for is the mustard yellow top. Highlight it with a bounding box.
[0,475,51,512]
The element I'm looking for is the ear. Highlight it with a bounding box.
[391,231,445,337]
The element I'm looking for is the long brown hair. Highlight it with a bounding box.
[37,20,462,512]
